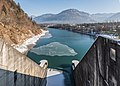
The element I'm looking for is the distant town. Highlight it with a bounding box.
[40,22,120,40]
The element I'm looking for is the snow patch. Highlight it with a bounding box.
[14,29,48,54]
[40,31,52,39]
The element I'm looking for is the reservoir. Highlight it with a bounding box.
[27,28,95,69]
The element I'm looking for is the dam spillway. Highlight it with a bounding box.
[0,36,120,86]
[0,38,47,86]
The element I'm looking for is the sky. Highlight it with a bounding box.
[15,0,120,16]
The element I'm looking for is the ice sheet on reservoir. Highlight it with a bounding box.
[30,42,78,56]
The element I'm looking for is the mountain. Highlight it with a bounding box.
[30,15,36,19]
[106,12,120,22]
[0,0,42,45]
[34,9,95,24]
[91,13,115,22]
[34,14,55,22]
[34,9,120,24]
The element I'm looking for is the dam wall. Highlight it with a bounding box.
[73,36,120,86]
[0,38,47,86]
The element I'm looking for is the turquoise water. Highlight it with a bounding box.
[27,28,95,69]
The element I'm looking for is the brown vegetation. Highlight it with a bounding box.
[0,0,42,45]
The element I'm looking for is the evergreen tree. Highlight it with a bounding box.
[17,2,21,11]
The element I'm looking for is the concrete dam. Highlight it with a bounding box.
[0,38,47,86]
[73,36,120,86]
[0,36,120,86]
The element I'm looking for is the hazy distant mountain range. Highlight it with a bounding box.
[33,9,120,24]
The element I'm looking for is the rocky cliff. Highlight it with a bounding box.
[0,0,42,46]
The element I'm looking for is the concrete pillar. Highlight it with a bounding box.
[39,60,48,69]
[72,60,79,70]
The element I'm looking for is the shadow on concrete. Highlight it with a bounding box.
[46,64,75,86]
[59,64,75,86]
[0,68,47,86]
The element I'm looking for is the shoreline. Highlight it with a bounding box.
[49,27,97,37]
[13,29,48,54]
[49,27,120,40]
